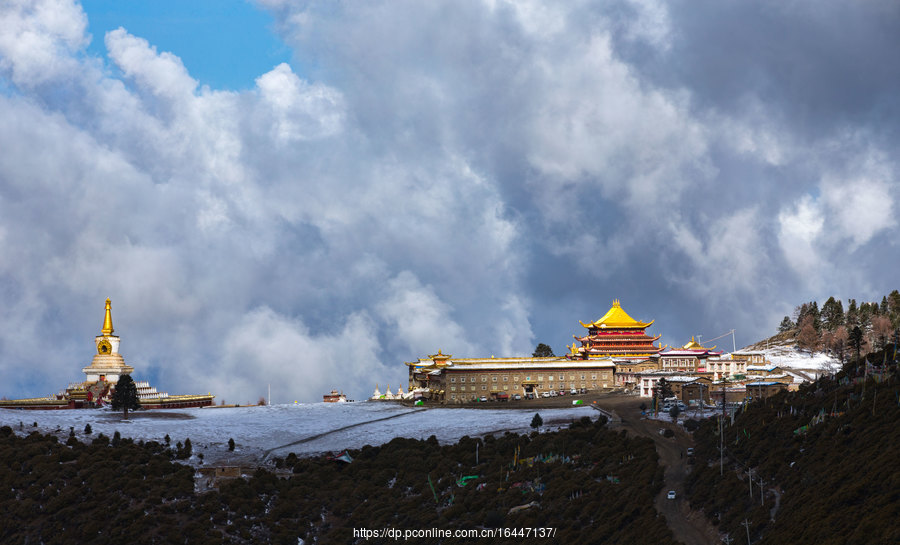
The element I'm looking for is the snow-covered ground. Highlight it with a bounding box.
[0,401,593,465]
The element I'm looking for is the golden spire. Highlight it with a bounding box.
[101,298,114,335]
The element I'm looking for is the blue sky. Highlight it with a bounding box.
[81,0,289,90]
[0,0,898,403]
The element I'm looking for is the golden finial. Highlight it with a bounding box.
[613,299,620,307]
[101,298,114,335]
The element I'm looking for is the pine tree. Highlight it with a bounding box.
[228,438,236,451]
[530,413,543,430]
[778,316,795,333]
[849,326,864,364]
[110,375,141,419]
[821,297,844,331]
[846,299,858,327]
[532,343,555,358]
[84,423,92,435]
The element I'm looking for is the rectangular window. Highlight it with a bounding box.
[569,374,575,380]
[581,374,585,380]
[450,386,456,392]
[451,394,456,400]
[513,385,519,390]
[559,374,564,381]
[591,374,597,380]
[492,376,498,382]
[481,385,487,391]
[503,375,508,382]
[513,375,519,381]
[538,375,544,381]
[470,376,476,382]
[450,377,456,383]
[481,375,487,382]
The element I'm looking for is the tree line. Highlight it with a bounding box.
[777,290,900,362]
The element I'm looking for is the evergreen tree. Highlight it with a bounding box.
[84,423,92,435]
[778,316,795,333]
[228,438,236,451]
[880,296,889,315]
[809,301,822,331]
[846,299,858,326]
[532,343,555,358]
[656,378,674,400]
[888,290,900,327]
[820,297,844,331]
[849,326,864,364]
[110,374,141,419]
[669,405,681,420]
[530,413,543,430]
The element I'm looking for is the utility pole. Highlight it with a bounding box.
[722,536,733,545]
[758,475,765,506]
[719,416,724,475]
[742,519,752,545]
[748,468,753,498]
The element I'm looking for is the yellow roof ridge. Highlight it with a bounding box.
[582,299,653,329]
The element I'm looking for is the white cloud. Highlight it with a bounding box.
[821,174,895,250]
[777,195,824,275]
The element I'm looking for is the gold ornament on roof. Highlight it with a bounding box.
[101,298,114,336]
[580,299,654,329]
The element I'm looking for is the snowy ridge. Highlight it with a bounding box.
[0,402,592,465]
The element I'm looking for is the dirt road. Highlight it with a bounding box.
[595,395,721,545]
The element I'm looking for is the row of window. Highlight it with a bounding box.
[448,372,609,383]
[449,384,602,400]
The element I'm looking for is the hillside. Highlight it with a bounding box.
[740,330,841,375]
[686,343,900,544]
[0,414,678,545]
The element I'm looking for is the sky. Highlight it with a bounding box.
[0,0,898,404]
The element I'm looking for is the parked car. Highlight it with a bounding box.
[558,390,566,396]
[686,448,694,456]
[479,396,487,402]
[541,392,551,398]
[525,393,535,399]
[512,394,522,400]
[549,390,558,397]
[570,388,578,395]
[667,490,676,500]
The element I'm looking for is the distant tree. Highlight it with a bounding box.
[530,413,543,430]
[164,434,171,446]
[821,297,844,331]
[112,430,121,447]
[797,316,819,352]
[656,378,674,401]
[849,326,864,364]
[110,375,141,419]
[880,296,889,316]
[228,438,236,452]
[888,290,900,327]
[871,315,892,350]
[669,405,681,420]
[532,343,555,358]
[830,326,848,364]
[778,316,795,333]
[809,301,822,330]
[258,396,266,406]
[846,299,859,327]
[84,423,92,435]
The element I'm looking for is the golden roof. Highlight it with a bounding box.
[682,336,715,350]
[428,349,451,361]
[101,298,114,336]
[580,299,654,329]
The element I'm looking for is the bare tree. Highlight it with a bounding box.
[831,326,848,364]
[797,315,819,352]
[871,315,892,350]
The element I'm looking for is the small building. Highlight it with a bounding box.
[614,359,659,390]
[745,381,787,401]
[658,337,723,373]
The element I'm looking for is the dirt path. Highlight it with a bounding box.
[595,395,721,545]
